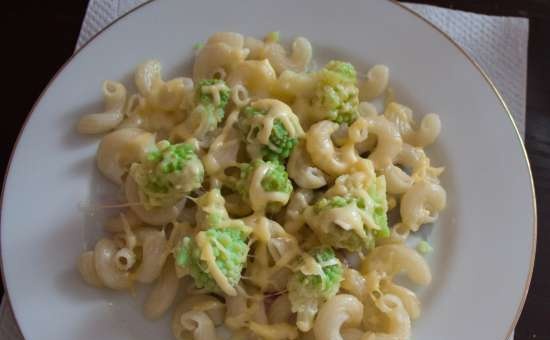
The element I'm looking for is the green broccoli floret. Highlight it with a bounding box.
[236,159,293,213]
[238,105,299,163]
[306,175,389,251]
[175,226,250,294]
[130,140,204,209]
[308,196,375,251]
[288,247,343,332]
[313,60,359,125]
[193,79,231,133]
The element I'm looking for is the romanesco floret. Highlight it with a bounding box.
[306,174,389,251]
[288,247,343,332]
[175,226,250,294]
[238,105,298,163]
[309,196,375,251]
[236,159,293,213]
[130,140,204,209]
[195,78,231,131]
[313,60,359,125]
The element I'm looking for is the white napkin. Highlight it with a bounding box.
[1,1,528,339]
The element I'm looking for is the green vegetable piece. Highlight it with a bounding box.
[416,240,433,255]
[130,141,204,209]
[193,79,231,132]
[236,159,293,213]
[288,247,343,331]
[314,60,360,125]
[368,176,390,239]
[175,226,250,294]
[238,105,299,163]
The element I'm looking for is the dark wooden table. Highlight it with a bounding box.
[2,1,548,339]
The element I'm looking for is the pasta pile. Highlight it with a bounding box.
[77,31,447,340]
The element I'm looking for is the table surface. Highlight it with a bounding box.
[2,1,549,339]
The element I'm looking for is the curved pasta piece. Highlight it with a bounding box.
[179,311,219,340]
[193,32,249,81]
[384,102,441,148]
[249,322,299,340]
[268,294,293,324]
[244,215,301,291]
[284,188,315,234]
[360,65,389,101]
[173,294,226,339]
[341,268,368,301]
[125,175,186,226]
[226,59,277,97]
[135,59,162,97]
[383,144,443,194]
[273,70,317,102]
[150,77,189,112]
[244,36,266,59]
[93,238,132,290]
[313,294,364,340]
[358,101,379,119]
[382,164,413,195]
[264,37,312,74]
[231,84,250,108]
[134,60,194,124]
[224,288,249,330]
[203,110,241,177]
[133,228,169,283]
[361,244,432,285]
[287,141,327,189]
[207,32,245,48]
[363,116,402,170]
[363,294,411,340]
[96,128,155,184]
[400,181,446,231]
[77,251,104,287]
[409,113,441,147]
[77,81,126,134]
[380,280,421,320]
[144,260,179,319]
[306,120,361,176]
[341,328,364,340]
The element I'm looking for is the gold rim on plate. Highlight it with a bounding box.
[389,2,537,340]
[0,1,537,339]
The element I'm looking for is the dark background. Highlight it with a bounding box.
[2,1,549,339]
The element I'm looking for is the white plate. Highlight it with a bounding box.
[1,0,535,339]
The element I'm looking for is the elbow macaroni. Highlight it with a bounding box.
[76,31,446,340]
[77,80,126,134]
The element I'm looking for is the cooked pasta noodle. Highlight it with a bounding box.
[76,31,446,340]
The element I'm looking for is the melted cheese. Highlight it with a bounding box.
[202,82,228,106]
[245,214,301,291]
[299,253,324,276]
[250,99,305,145]
[203,110,240,176]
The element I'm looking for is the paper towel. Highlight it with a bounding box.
[1,1,528,339]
